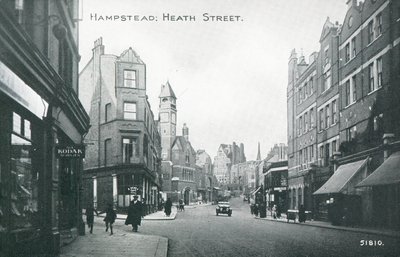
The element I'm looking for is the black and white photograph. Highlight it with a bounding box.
[0,0,399,256]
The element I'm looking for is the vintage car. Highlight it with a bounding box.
[216,201,232,216]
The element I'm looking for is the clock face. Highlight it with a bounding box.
[348,16,353,28]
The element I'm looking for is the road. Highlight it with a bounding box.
[112,197,400,257]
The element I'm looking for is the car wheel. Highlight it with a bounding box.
[228,213,231,217]
[216,212,219,216]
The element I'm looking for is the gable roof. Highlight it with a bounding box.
[319,17,336,42]
[159,81,177,98]
[171,136,196,155]
[118,47,144,64]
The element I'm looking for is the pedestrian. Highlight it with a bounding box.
[179,199,184,211]
[164,198,172,217]
[254,204,259,217]
[99,203,116,235]
[299,204,306,223]
[85,203,98,234]
[272,204,277,219]
[125,195,143,232]
[250,197,255,215]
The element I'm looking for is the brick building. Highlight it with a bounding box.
[287,0,400,229]
[0,1,89,255]
[213,142,246,185]
[79,39,162,214]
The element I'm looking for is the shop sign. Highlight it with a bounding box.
[56,145,85,158]
[0,61,48,119]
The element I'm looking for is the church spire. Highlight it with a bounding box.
[256,142,261,161]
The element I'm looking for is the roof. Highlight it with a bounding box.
[171,136,196,156]
[357,151,400,187]
[313,158,368,195]
[159,81,176,98]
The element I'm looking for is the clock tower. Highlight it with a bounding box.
[159,81,177,161]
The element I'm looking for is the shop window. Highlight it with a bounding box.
[10,112,39,229]
[117,174,134,208]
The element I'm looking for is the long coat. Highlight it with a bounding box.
[125,200,143,226]
[164,199,172,216]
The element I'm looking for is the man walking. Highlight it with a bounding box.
[125,196,143,232]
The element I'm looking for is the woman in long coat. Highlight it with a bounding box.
[164,198,172,217]
[125,196,143,232]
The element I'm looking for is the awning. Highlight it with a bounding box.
[251,187,261,195]
[357,151,400,187]
[313,158,368,195]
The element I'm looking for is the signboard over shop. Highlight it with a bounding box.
[56,145,85,158]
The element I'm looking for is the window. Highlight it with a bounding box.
[345,80,351,106]
[105,103,111,122]
[352,76,357,103]
[319,145,324,166]
[117,174,135,207]
[310,108,315,128]
[332,140,337,153]
[376,13,382,36]
[345,43,350,62]
[323,70,331,92]
[324,47,329,64]
[369,63,375,92]
[124,70,137,88]
[332,100,337,124]
[304,82,308,97]
[304,112,308,132]
[10,112,39,229]
[299,87,303,102]
[347,125,357,141]
[299,116,303,134]
[325,105,330,128]
[104,139,111,166]
[299,150,303,165]
[309,77,314,94]
[377,57,383,87]
[123,102,136,120]
[351,37,356,57]
[319,109,324,131]
[122,138,139,163]
[368,20,374,44]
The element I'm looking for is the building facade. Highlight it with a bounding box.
[0,1,90,256]
[213,142,246,185]
[287,0,400,228]
[79,39,162,214]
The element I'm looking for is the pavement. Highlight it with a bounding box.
[60,209,175,257]
[60,221,168,257]
[254,212,400,238]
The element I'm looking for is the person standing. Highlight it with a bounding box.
[85,203,98,234]
[98,203,117,235]
[125,196,143,232]
[164,198,172,217]
[299,204,306,223]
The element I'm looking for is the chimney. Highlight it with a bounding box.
[182,123,189,141]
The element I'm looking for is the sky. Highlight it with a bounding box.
[79,0,348,160]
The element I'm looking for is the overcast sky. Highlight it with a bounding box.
[79,0,347,160]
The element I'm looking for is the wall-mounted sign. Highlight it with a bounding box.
[56,145,85,158]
